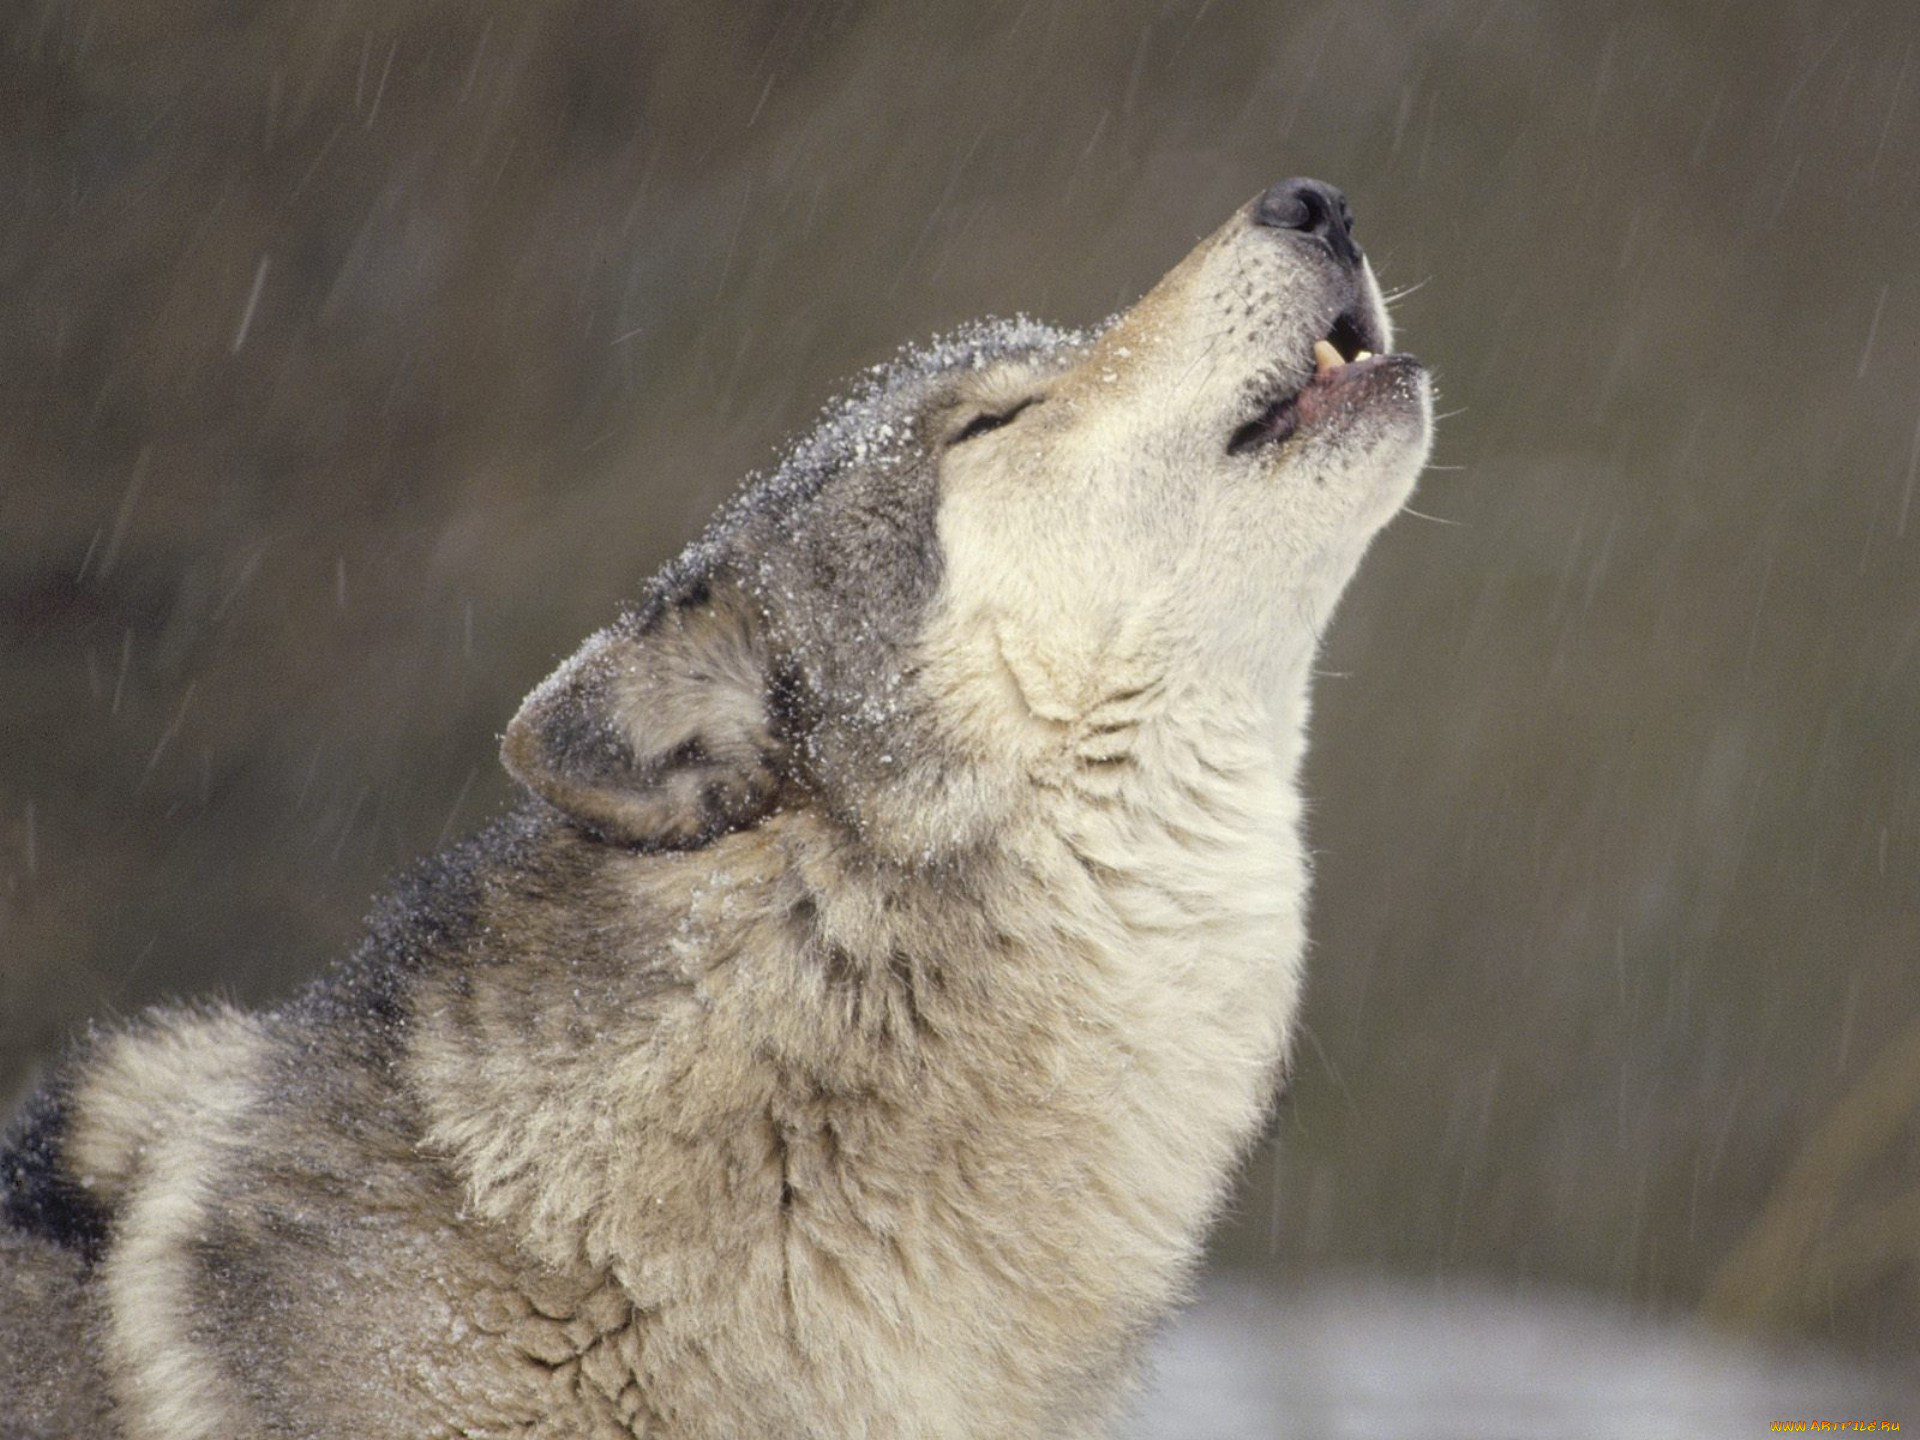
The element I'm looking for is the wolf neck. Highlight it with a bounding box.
[424,656,1315,1381]
[838,658,1312,1269]
[824,625,1316,1175]
[1024,661,1312,1197]
[939,664,1312,1318]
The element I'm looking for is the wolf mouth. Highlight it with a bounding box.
[1226,303,1393,456]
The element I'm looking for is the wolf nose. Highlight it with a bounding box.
[1254,178,1361,267]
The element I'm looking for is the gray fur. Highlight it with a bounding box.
[1,191,1430,1438]
[0,1233,115,1437]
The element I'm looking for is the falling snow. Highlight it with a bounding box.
[5,1,1920,1430]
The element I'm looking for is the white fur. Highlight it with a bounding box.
[78,1011,271,1439]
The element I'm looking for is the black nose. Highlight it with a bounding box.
[1253,177,1361,268]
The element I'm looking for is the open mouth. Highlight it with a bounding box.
[1226,305,1391,456]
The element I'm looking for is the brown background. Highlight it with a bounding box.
[4,0,1918,1374]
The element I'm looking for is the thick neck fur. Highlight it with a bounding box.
[406,661,1312,1433]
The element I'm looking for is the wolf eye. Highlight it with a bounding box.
[947,398,1036,446]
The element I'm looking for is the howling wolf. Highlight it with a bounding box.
[1,178,1431,1439]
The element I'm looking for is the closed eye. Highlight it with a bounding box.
[947,398,1039,447]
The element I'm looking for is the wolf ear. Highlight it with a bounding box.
[501,581,788,848]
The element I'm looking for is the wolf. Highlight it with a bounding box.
[0,177,1430,1439]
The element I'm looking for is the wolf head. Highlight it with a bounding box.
[503,179,1432,861]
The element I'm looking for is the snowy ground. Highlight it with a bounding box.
[1125,1276,1916,1440]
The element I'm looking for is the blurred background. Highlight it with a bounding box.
[3,0,1917,1426]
